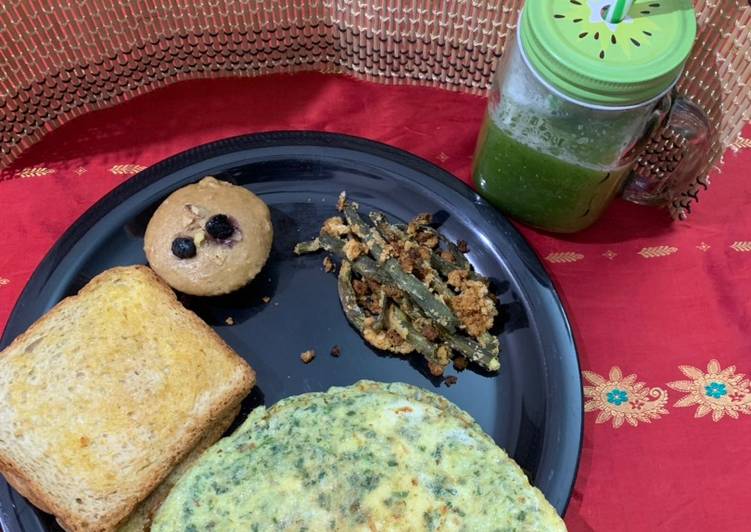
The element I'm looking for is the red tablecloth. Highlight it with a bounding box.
[2,73,750,531]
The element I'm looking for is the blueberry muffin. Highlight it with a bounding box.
[144,177,273,296]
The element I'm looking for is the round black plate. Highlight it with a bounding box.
[0,132,582,530]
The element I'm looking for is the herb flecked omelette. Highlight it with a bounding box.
[152,380,566,531]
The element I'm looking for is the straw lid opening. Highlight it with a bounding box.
[520,0,696,107]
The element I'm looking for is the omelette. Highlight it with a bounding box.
[152,380,566,531]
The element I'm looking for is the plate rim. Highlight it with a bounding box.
[0,131,583,528]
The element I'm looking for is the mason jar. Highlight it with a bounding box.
[473,0,697,233]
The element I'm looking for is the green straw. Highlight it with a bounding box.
[604,0,635,24]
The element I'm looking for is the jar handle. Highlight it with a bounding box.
[621,93,711,218]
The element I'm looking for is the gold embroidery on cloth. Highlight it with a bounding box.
[583,367,669,428]
[730,241,751,252]
[545,252,584,264]
[667,359,751,421]
[730,136,751,152]
[17,167,55,178]
[109,164,146,175]
[637,246,678,258]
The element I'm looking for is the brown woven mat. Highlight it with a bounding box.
[1,1,748,215]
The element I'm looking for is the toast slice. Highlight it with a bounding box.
[0,265,254,531]
[118,405,241,532]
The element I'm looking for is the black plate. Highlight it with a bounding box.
[0,132,582,530]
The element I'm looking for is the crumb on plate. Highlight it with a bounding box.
[444,376,458,387]
[300,349,316,364]
[428,361,445,377]
[330,345,342,357]
[453,356,468,371]
[225,317,235,325]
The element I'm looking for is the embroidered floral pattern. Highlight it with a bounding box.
[668,360,751,421]
[583,367,669,428]
[730,135,751,151]
[729,391,744,402]
[607,389,628,405]
[541,241,751,264]
[17,167,55,178]
[545,252,584,264]
[730,241,751,252]
[109,164,146,175]
[704,382,727,399]
[637,245,678,258]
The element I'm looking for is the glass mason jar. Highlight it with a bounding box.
[473,0,699,233]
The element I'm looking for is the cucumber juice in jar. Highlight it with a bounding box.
[473,0,697,233]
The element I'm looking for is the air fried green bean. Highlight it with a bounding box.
[295,193,501,375]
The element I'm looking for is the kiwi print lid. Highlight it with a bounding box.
[520,0,696,106]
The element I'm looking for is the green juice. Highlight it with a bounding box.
[472,113,631,233]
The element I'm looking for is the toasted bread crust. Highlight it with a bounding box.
[0,265,254,531]
[117,404,241,532]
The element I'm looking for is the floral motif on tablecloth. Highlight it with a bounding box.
[638,246,678,258]
[545,251,584,264]
[109,164,146,175]
[583,366,669,428]
[17,167,55,178]
[730,135,750,152]
[730,242,751,252]
[667,359,751,421]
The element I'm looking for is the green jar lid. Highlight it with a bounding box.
[520,0,696,107]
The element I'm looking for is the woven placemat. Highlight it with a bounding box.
[0,0,748,217]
